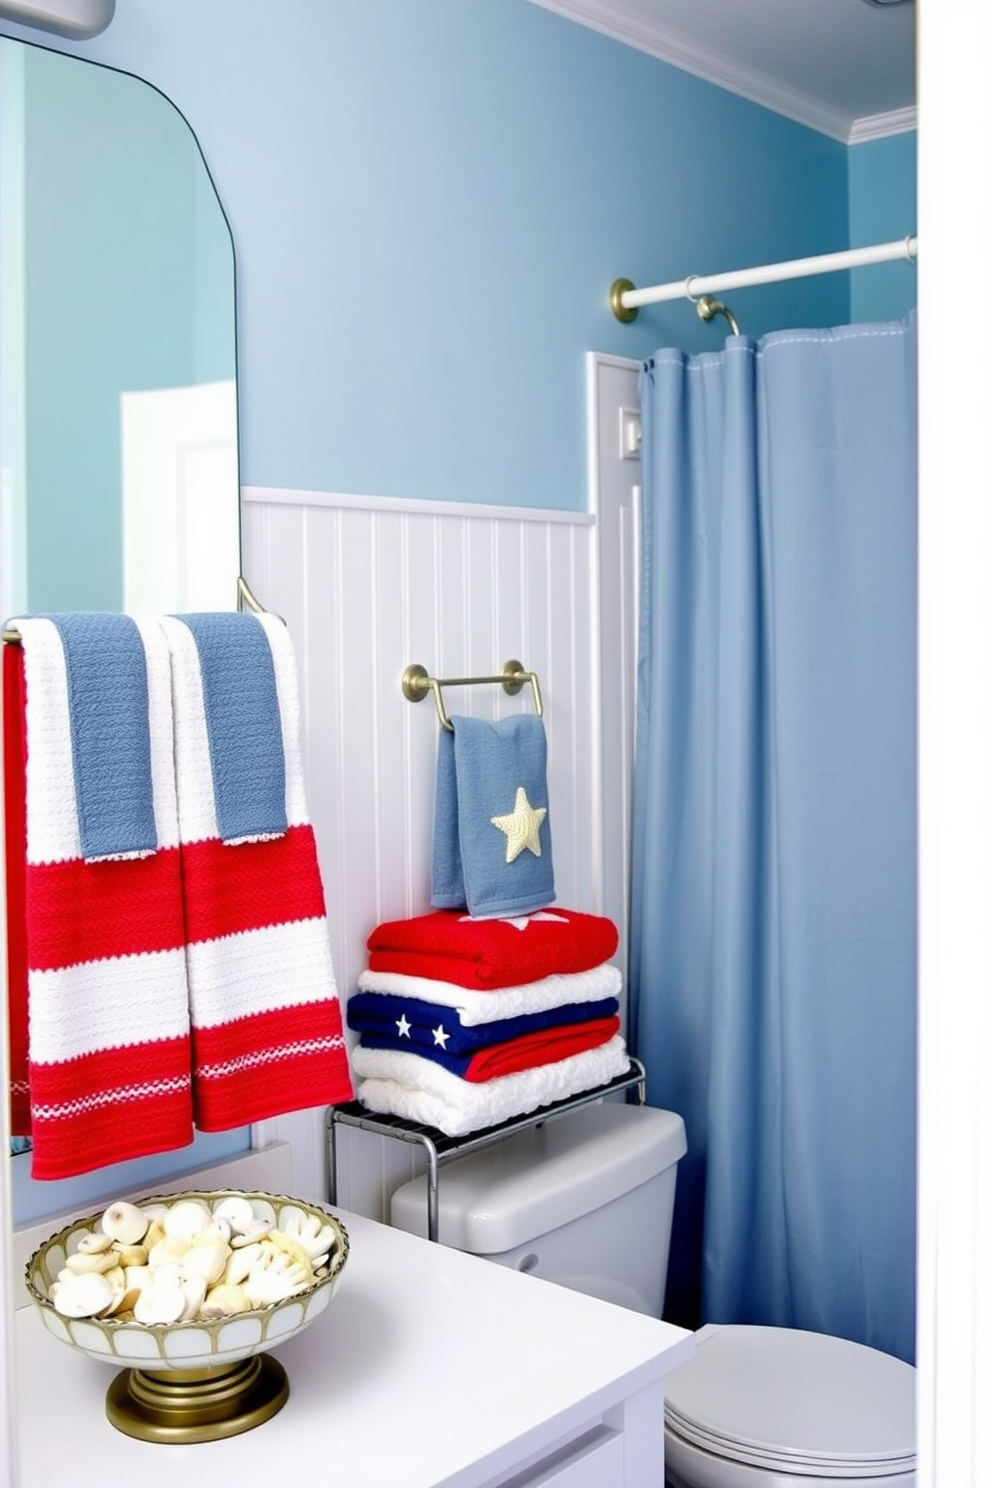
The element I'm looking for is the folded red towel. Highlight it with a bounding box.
[366,907,619,990]
[461,1016,620,1080]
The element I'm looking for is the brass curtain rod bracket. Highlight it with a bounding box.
[610,277,638,323]
[402,660,544,732]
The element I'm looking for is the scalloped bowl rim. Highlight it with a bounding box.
[24,1187,349,1371]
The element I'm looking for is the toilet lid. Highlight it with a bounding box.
[664,1325,916,1478]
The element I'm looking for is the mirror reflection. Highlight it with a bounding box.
[1,40,241,1172]
[0,38,239,618]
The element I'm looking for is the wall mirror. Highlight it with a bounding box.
[0,39,241,1175]
[0,37,239,618]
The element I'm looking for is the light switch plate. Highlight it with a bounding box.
[619,408,642,461]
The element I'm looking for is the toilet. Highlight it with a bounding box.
[389,1101,916,1487]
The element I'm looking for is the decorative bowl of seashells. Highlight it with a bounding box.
[24,1188,349,1444]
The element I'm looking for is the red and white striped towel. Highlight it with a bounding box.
[5,617,192,1180]
[4,611,353,1180]
[161,613,353,1131]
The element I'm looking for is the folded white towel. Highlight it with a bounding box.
[356,961,622,1027]
[352,1035,631,1136]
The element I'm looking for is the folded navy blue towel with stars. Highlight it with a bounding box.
[431,714,555,919]
[351,1015,621,1082]
[346,989,619,1056]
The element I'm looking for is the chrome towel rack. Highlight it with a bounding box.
[402,660,543,732]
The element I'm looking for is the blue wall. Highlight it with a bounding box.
[849,132,917,323]
[0,0,871,512]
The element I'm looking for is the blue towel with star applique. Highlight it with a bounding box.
[431,713,555,919]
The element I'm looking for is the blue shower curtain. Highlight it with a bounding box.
[629,316,917,1365]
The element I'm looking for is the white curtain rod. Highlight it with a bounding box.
[609,235,917,323]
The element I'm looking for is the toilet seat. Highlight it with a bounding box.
[664,1324,916,1484]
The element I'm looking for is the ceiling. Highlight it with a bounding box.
[527,0,917,143]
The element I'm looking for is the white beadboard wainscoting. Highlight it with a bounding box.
[242,476,636,1221]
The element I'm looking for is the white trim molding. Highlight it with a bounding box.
[848,105,918,144]
[241,485,594,526]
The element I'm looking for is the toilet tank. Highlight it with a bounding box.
[389,1102,686,1315]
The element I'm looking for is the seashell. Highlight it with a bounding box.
[102,1264,127,1293]
[119,1265,153,1314]
[97,1279,128,1318]
[142,1219,167,1251]
[113,1243,148,1268]
[191,1227,231,1250]
[266,1230,315,1283]
[229,1218,271,1247]
[242,1248,310,1308]
[179,1274,208,1320]
[146,1260,184,1290]
[204,1216,232,1243]
[200,1282,251,1317]
[279,1210,337,1262]
[148,1236,191,1267]
[133,1277,186,1325]
[162,1199,211,1242]
[100,1201,150,1246]
[223,1242,262,1287]
[74,1230,114,1255]
[65,1249,120,1276]
[115,1283,144,1315]
[212,1196,255,1233]
[181,1238,229,1287]
[52,1270,117,1318]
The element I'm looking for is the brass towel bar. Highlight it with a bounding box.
[1,575,269,647]
[402,660,543,733]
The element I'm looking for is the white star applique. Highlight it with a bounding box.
[396,1014,412,1038]
[432,1024,450,1048]
[491,786,547,863]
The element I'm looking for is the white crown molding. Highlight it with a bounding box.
[848,105,918,144]
[527,0,915,145]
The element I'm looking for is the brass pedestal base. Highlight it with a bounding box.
[106,1353,289,1443]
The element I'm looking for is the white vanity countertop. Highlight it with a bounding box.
[14,1206,694,1487]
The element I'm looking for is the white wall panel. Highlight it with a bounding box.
[242,488,604,1219]
[586,353,643,992]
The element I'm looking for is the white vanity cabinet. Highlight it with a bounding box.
[14,1206,693,1487]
